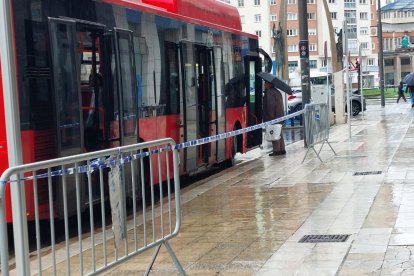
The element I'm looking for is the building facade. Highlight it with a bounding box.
[381,0,414,85]
[223,0,382,87]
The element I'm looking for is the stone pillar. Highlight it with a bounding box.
[334,71,346,124]
[395,55,401,84]
[411,55,414,72]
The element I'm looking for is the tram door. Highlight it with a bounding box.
[49,18,137,216]
[245,56,263,148]
[180,42,218,172]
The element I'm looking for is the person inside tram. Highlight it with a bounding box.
[85,67,104,150]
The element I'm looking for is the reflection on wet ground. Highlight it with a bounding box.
[283,126,304,146]
[101,100,414,275]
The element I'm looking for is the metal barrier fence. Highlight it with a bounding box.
[0,109,309,275]
[0,138,184,275]
[302,103,337,163]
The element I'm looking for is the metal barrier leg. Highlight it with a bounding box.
[0,192,9,275]
[317,140,337,156]
[302,146,324,164]
[164,240,186,276]
[317,141,326,155]
[326,141,338,155]
[301,148,311,164]
[144,244,162,276]
[144,241,186,276]
[312,146,324,163]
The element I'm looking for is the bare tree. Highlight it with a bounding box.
[322,0,342,72]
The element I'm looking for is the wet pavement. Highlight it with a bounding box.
[103,100,414,275]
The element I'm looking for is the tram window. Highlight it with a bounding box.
[223,43,247,108]
[133,36,145,114]
[21,21,53,130]
[117,35,137,136]
[24,77,54,129]
[225,73,246,108]
[162,42,179,115]
[110,50,120,122]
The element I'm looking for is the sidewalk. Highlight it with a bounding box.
[104,100,414,275]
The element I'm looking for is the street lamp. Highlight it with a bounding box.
[378,0,385,106]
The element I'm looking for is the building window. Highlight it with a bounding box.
[287,29,298,36]
[347,26,357,39]
[238,0,244,7]
[331,12,337,20]
[309,44,317,51]
[270,0,277,4]
[329,0,336,3]
[288,0,296,4]
[254,14,261,22]
[308,12,316,20]
[360,12,368,20]
[401,57,411,65]
[384,59,394,66]
[240,16,245,24]
[367,58,376,66]
[345,10,357,24]
[309,60,317,68]
[360,27,368,35]
[359,0,367,4]
[288,61,298,73]
[287,13,297,20]
[288,45,298,52]
[345,0,356,9]
[254,0,260,6]
[255,30,262,37]
[307,0,315,3]
[308,28,317,36]
[360,42,369,49]
[271,14,277,21]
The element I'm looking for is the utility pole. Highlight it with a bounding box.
[378,0,385,107]
[278,0,288,80]
[0,0,28,274]
[298,0,310,147]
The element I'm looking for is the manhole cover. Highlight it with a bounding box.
[299,234,350,243]
[353,171,382,176]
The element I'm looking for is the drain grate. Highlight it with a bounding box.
[299,234,350,243]
[353,171,382,176]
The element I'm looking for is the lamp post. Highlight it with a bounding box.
[298,0,310,147]
[378,0,385,107]
[0,0,28,274]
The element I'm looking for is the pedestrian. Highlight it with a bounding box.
[397,81,407,103]
[407,85,414,108]
[263,81,285,156]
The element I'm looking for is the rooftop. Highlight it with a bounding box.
[382,0,414,11]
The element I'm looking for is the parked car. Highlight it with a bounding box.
[287,88,366,116]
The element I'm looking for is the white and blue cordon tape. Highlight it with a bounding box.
[8,109,305,182]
